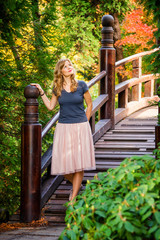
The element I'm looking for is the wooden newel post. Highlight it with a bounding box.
[132,58,142,101]
[20,85,42,222]
[100,15,115,129]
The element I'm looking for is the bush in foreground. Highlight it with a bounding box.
[60,152,160,240]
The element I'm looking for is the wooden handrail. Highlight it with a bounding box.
[115,48,159,68]
[91,94,109,115]
[42,112,59,138]
[87,70,107,88]
[115,74,159,95]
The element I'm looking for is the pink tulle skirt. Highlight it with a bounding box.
[51,121,96,175]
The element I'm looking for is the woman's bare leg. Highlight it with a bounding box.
[64,173,74,183]
[71,171,84,201]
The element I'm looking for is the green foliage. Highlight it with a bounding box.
[0,134,21,215]
[137,0,160,24]
[0,63,23,214]
[0,0,58,215]
[137,0,160,90]
[60,153,160,240]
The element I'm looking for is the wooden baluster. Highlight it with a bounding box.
[132,83,141,101]
[99,15,115,129]
[21,85,42,222]
[132,58,142,78]
[132,57,142,101]
[151,79,154,97]
[118,89,128,108]
[144,80,154,97]
[47,164,51,177]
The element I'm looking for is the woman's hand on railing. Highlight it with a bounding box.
[31,83,44,96]
[30,83,58,111]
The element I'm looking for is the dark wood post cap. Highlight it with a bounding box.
[23,85,39,123]
[101,15,114,48]
[102,15,114,28]
[24,85,39,99]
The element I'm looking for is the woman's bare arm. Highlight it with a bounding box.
[31,83,58,111]
[41,93,57,111]
[84,90,93,121]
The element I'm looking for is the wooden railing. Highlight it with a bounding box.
[20,14,159,222]
[115,48,159,124]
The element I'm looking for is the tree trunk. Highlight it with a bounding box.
[113,13,127,83]
[7,34,24,71]
[32,0,42,50]
[31,0,44,72]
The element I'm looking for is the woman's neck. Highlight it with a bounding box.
[63,76,71,85]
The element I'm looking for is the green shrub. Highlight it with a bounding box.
[60,152,160,240]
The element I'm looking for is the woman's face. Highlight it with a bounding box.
[61,61,74,77]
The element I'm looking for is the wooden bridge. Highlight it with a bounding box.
[12,15,160,225]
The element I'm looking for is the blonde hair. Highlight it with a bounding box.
[53,59,78,97]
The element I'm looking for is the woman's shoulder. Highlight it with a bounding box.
[77,80,88,87]
[77,80,89,93]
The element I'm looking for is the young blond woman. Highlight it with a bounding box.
[31,59,95,201]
